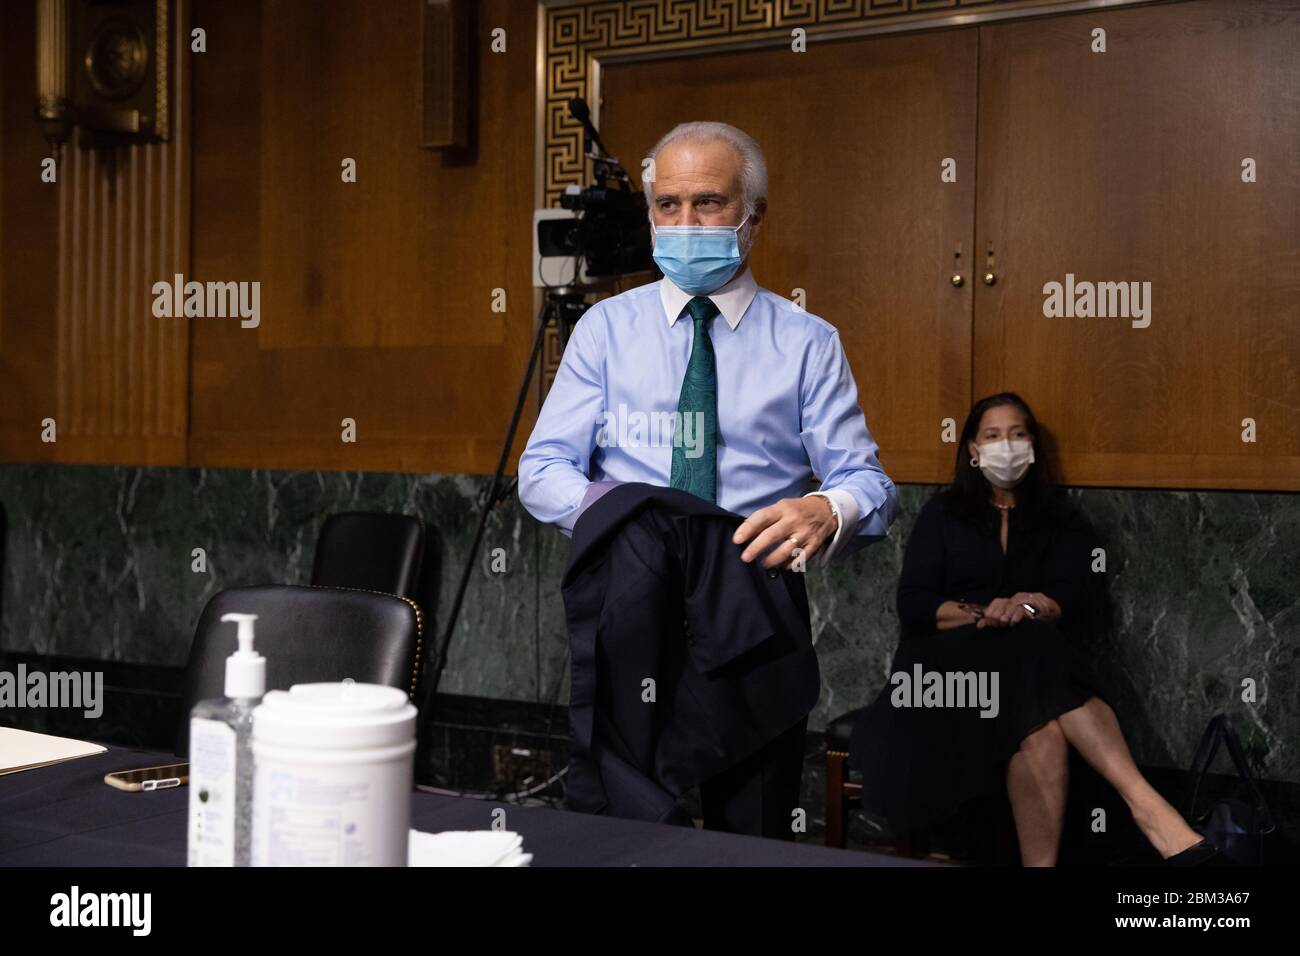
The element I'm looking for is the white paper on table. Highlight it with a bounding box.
[0,727,107,775]
[408,829,533,867]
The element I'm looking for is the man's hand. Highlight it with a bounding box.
[732,496,837,570]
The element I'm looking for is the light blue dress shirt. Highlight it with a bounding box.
[517,268,898,563]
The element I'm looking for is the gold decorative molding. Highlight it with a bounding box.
[540,0,1171,207]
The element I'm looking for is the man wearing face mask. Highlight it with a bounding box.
[518,121,897,837]
[848,393,1212,866]
[520,120,896,567]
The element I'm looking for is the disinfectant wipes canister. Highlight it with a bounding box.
[251,681,417,866]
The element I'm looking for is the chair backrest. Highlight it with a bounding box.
[175,584,423,756]
[310,512,423,599]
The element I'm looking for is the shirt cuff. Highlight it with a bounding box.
[575,479,621,521]
[803,488,860,567]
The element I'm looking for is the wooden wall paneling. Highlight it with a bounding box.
[0,0,191,466]
[598,30,978,485]
[1,2,63,461]
[188,0,538,475]
[975,0,1300,490]
[0,1,65,460]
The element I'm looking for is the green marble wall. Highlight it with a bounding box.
[0,464,1295,782]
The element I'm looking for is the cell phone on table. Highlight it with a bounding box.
[103,762,189,792]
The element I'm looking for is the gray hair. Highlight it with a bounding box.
[645,121,768,218]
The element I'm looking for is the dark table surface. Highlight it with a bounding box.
[0,746,932,867]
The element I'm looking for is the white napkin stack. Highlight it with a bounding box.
[408,829,533,867]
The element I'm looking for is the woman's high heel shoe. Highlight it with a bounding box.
[1164,838,1222,866]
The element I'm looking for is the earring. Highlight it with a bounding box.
[970,457,979,468]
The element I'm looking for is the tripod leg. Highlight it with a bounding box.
[423,298,555,712]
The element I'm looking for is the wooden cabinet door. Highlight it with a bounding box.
[975,0,1300,490]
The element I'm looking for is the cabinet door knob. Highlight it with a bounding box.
[982,271,997,286]
[950,273,965,287]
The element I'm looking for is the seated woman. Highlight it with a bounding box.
[849,392,1212,866]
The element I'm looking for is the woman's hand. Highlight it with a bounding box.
[976,596,1016,628]
[1023,592,1062,624]
[1008,591,1062,625]
[936,600,984,630]
[977,592,1062,628]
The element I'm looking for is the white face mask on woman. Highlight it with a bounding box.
[974,439,1035,489]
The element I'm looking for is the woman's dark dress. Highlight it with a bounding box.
[849,492,1107,828]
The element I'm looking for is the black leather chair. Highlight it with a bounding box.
[175,585,423,757]
[310,512,424,599]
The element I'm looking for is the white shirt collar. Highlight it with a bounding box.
[659,267,759,331]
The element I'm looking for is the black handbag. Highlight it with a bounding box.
[1184,713,1276,865]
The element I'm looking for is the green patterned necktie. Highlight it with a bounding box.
[669,296,720,502]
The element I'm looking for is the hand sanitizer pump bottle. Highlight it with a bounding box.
[187,612,265,867]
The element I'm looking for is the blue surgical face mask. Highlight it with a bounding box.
[651,214,751,295]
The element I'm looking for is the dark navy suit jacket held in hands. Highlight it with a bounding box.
[560,482,820,826]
